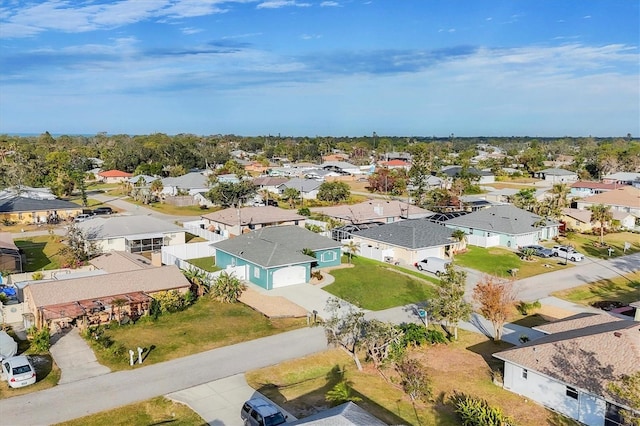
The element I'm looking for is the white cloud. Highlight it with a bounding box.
[181,27,203,35]
[320,1,341,7]
[583,15,591,19]
[256,1,311,9]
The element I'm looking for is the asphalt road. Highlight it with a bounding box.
[0,327,327,426]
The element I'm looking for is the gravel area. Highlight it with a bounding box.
[239,286,308,318]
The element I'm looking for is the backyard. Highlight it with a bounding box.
[454,246,574,278]
[86,296,307,370]
[14,235,67,271]
[245,330,572,426]
[323,256,439,310]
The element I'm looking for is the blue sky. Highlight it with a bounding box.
[0,0,638,137]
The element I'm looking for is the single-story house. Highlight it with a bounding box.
[212,226,341,289]
[97,169,133,183]
[570,181,620,198]
[378,159,411,171]
[441,204,560,248]
[576,186,640,218]
[75,215,186,254]
[602,172,640,186]
[23,264,191,328]
[440,166,495,184]
[311,200,433,226]
[289,402,387,425]
[0,186,56,201]
[201,206,306,237]
[321,161,363,175]
[0,233,23,273]
[161,172,210,196]
[494,313,640,426]
[482,188,548,204]
[252,177,289,194]
[534,168,579,184]
[0,195,82,224]
[277,178,323,200]
[560,208,637,232]
[303,168,343,181]
[349,219,461,265]
[128,175,160,186]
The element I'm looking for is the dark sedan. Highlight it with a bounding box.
[520,245,554,258]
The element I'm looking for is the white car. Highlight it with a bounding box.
[1,355,37,388]
[552,245,585,262]
[74,214,92,222]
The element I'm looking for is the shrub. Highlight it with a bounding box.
[450,391,517,426]
[31,271,44,280]
[311,270,323,281]
[397,323,427,347]
[153,290,186,313]
[425,329,448,344]
[396,358,432,402]
[325,381,361,407]
[516,300,541,315]
[30,327,51,353]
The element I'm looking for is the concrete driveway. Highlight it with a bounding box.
[168,374,296,426]
[49,328,110,384]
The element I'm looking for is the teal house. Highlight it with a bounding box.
[212,225,342,290]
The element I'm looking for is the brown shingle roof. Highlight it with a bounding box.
[90,251,156,273]
[533,312,621,334]
[570,181,619,190]
[26,265,190,308]
[495,314,640,405]
[310,200,433,224]
[201,206,305,226]
[580,186,640,208]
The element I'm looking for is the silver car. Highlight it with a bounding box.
[1,355,37,388]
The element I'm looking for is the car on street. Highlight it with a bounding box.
[241,397,287,426]
[1,355,37,388]
[520,245,554,258]
[552,245,585,262]
[73,214,92,222]
[92,206,113,215]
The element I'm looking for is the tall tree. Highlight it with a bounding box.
[324,297,365,371]
[472,275,516,342]
[281,187,301,208]
[206,180,257,207]
[588,204,613,245]
[430,264,472,340]
[317,181,351,203]
[360,319,403,368]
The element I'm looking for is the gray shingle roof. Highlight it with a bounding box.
[352,219,454,249]
[213,225,340,268]
[443,205,559,235]
[0,196,81,213]
[289,402,387,425]
[161,172,208,189]
[540,168,578,175]
[279,178,322,192]
[76,215,184,240]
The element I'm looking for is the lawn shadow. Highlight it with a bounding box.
[29,354,54,383]
[466,339,513,376]
[14,240,50,271]
[142,344,156,363]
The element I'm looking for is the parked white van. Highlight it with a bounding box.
[414,257,451,276]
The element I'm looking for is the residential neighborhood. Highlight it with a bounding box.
[0,134,638,426]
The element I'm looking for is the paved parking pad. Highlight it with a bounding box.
[168,373,296,426]
[49,328,110,384]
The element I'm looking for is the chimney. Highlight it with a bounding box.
[151,251,162,267]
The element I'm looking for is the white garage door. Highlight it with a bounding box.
[272,266,307,288]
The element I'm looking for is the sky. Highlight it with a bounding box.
[0,0,638,138]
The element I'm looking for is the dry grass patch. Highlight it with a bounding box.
[246,331,560,426]
[552,271,640,306]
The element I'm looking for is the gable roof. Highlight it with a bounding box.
[539,168,577,176]
[201,206,305,226]
[161,172,209,189]
[89,251,156,273]
[252,176,289,187]
[443,205,559,235]
[494,314,640,406]
[352,219,454,249]
[278,178,323,192]
[98,170,133,178]
[0,232,19,251]
[75,215,184,240]
[0,196,82,213]
[289,402,387,425]
[561,208,633,223]
[441,166,493,177]
[311,200,433,224]
[570,181,619,190]
[213,225,340,268]
[321,161,359,170]
[579,186,640,208]
[26,265,190,308]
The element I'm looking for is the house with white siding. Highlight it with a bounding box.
[441,204,560,248]
[494,313,640,426]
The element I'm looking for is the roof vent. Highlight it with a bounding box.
[614,332,622,337]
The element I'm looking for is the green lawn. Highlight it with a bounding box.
[187,256,220,272]
[14,235,67,271]
[454,246,574,279]
[54,396,204,426]
[552,271,640,306]
[86,297,306,370]
[550,231,640,259]
[323,256,438,310]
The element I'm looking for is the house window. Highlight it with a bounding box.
[253,266,260,279]
[605,402,627,426]
[566,386,578,400]
[521,369,528,379]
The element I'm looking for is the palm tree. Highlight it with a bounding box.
[588,204,613,245]
[450,229,467,256]
[150,179,164,202]
[343,240,359,264]
[182,267,211,297]
[211,272,245,303]
[282,187,301,208]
